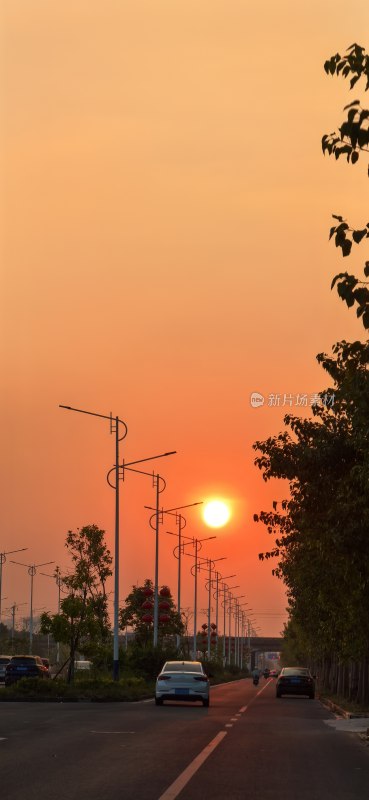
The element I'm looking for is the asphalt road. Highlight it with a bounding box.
[1,678,369,800]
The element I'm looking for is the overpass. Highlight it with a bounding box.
[249,636,283,651]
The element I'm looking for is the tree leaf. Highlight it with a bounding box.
[352,228,366,243]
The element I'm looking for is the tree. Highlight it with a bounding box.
[251,42,369,706]
[322,43,369,327]
[119,579,184,647]
[40,524,112,682]
[253,338,369,703]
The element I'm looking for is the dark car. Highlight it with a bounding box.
[5,655,50,686]
[276,667,315,699]
[0,656,12,683]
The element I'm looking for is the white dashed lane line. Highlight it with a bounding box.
[158,731,227,800]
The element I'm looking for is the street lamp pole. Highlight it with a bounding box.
[40,567,64,663]
[10,560,54,653]
[4,602,27,650]
[0,548,27,624]
[121,451,176,649]
[60,404,128,681]
[208,556,227,661]
[189,536,216,658]
[147,501,203,645]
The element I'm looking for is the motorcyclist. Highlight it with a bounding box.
[251,667,261,684]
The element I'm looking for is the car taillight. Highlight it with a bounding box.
[194,676,208,682]
[158,675,171,681]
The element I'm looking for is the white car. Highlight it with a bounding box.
[74,660,92,671]
[155,660,210,707]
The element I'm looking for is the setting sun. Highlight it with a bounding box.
[203,500,231,528]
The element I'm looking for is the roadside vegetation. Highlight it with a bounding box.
[1,560,249,701]
[253,44,369,709]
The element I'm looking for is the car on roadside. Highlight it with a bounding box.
[4,655,50,686]
[74,660,92,671]
[155,660,210,707]
[269,669,279,677]
[276,667,315,699]
[0,656,12,683]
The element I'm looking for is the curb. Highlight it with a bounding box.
[319,695,369,719]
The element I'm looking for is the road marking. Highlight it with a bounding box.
[158,731,227,800]
[0,738,7,742]
[256,682,271,699]
[90,730,135,734]
[225,723,233,728]
[230,717,238,721]
[239,705,247,712]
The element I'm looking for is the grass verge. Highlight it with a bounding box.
[320,692,369,716]
[0,676,155,702]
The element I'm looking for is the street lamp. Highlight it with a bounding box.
[40,567,65,663]
[119,455,177,649]
[188,536,216,658]
[229,595,245,667]
[204,558,226,656]
[4,602,27,650]
[211,573,236,646]
[10,560,54,653]
[60,404,128,680]
[147,500,203,643]
[60,404,176,677]
[0,548,27,624]
[220,584,239,664]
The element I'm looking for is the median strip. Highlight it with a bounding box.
[158,731,227,800]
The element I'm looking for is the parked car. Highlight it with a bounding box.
[0,656,12,683]
[155,660,210,707]
[276,667,315,699]
[5,655,50,686]
[269,669,279,677]
[74,660,92,671]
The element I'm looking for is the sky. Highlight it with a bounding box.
[1,1,368,639]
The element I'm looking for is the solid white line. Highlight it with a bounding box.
[239,705,247,712]
[158,731,227,800]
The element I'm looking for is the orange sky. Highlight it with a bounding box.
[1,1,368,637]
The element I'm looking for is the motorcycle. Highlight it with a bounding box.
[252,675,260,686]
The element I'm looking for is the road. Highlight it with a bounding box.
[1,678,369,799]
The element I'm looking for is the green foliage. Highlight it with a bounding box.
[322,44,369,327]
[127,642,180,679]
[322,44,369,167]
[253,339,369,674]
[40,524,112,682]
[1,676,152,702]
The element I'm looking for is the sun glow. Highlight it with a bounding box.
[203,500,231,528]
